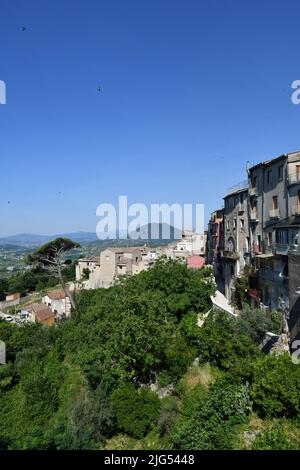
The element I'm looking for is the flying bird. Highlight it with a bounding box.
[98,86,101,92]
[22,26,27,32]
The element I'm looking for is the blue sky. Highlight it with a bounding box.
[1,0,300,236]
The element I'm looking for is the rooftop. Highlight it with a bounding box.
[45,290,68,300]
[26,303,54,321]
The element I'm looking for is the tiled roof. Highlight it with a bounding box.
[46,290,68,300]
[26,303,54,321]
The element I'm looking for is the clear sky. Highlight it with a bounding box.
[1,0,300,236]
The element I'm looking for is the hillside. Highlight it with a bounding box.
[0,259,300,450]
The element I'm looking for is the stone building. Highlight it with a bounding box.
[76,246,157,289]
[248,152,300,315]
[223,186,250,302]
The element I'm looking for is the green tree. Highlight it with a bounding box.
[111,384,160,438]
[26,238,80,310]
[251,354,300,418]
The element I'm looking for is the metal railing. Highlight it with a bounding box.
[274,243,289,256]
[226,180,248,196]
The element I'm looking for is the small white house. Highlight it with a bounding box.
[42,291,71,318]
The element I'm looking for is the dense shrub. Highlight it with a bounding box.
[170,378,251,450]
[251,354,300,418]
[252,423,296,450]
[111,384,160,438]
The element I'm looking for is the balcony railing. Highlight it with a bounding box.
[259,270,288,283]
[292,205,300,216]
[269,208,280,219]
[288,173,300,185]
[274,243,289,256]
[223,250,239,260]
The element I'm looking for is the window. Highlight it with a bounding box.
[227,238,235,251]
[240,219,244,229]
[226,220,230,230]
[257,235,262,250]
[268,232,272,246]
[267,170,273,185]
[233,218,237,229]
[272,196,278,210]
[275,229,288,244]
[278,165,284,181]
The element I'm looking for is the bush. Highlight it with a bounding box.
[170,378,251,450]
[164,332,195,380]
[198,310,261,372]
[252,423,296,450]
[158,396,178,437]
[111,385,160,438]
[251,354,300,418]
[270,310,283,335]
[234,307,274,344]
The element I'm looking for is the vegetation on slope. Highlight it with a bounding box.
[0,259,299,450]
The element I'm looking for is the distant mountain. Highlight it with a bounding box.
[0,224,181,249]
[90,223,181,248]
[0,243,31,252]
[0,232,98,248]
[129,223,182,241]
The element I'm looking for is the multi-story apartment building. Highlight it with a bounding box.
[248,152,300,317]
[207,209,224,292]
[208,151,300,340]
[223,186,250,301]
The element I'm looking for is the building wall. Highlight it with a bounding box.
[223,189,249,301]
[289,249,300,341]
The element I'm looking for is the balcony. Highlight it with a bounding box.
[274,243,289,256]
[269,208,280,219]
[259,270,288,284]
[249,187,258,197]
[292,205,300,216]
[252,243,263,255]
[250,211,259,222]
[288,173,300,186]
[223,250,239,260]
